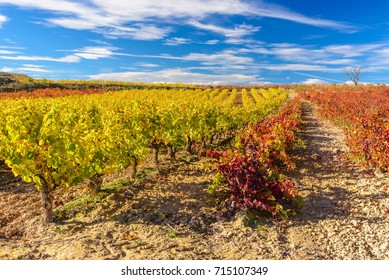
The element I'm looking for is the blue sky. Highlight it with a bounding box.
[1,0,389,85]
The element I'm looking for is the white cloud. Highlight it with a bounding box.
[0,54,80,62]
[1,64,49,73]
[90,0,356,32]
[315,59,355,65]
[0,45,119,65]
[89,68,263,85]
[272,47,325,62]
[375,48,389,55]
[188,20,260,38]
[364,66,389,72]
[135,63,159,68]
[324,43,383,57]
[204,39,219,45]
[294,72,344,83]
[72,46,116,59]
[0,0,356,41]
[164,37,192,46]
[100,25,171,40]
[249,3,355,32]
[0,67,13,72]
[303,34,327,40]
[0,49,18,55]
[90,0,248,20]
[18,67,49,73]
[165,38,222,46]
[261,63,335,72]
[371,48,389,65]
[0,14,8,28]
[47,17,100,30]
[183,52,253,65]
[88,39,111,46]
[0,0,98,20]
[225,38,261,45]
[186,65,251,72]
[87,41,369,71]
[22,63,41,67]
[302,78,329,85]
[108,49,254,67]
[238,42,388,68]
[242,44,329,63]
[0,44,24,50]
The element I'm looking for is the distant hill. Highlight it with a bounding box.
[0,72,34,86]
[0,72,49,93]
[0,73,205,93]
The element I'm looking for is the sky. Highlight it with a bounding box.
[1,0,389,85]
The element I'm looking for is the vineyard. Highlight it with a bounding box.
[0,87,298,222]
[0,84,388,260]
[299,85,389,172]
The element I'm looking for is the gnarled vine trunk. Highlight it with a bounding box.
[130,157,138,180]
[39,177,53,223]
[186,136,193,154]
[89,173,103,193]
[152,142,159,166]
[167,144,176,161]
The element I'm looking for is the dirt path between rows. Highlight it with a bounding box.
[279,100,389,259]
[0,100,388,260]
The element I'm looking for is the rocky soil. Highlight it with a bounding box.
[0,100,388,260]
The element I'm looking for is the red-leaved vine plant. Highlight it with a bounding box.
[206,99,304,217]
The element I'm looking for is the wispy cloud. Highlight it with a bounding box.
[303,34,327,40]
[323,43,384,57]
[294,72,344,83]
[53,40,389,77]
[315,59,356,65]
[72,46,117,59]
[134,40,389,77]
[96,48,254,67]
[1,64,49,73]
[188,20,260,38]
[88,39,111,46]
[164,37,192,46]
[75,40,380,72]
[225,38,262,45]
[99,25,171,40]
[0,0,357,41]
[0,49,19,55]
[183,51,253,65]
[204,39,219,45]
[362,48,389,72]
[134,63,160,68]
[18,64,49,73]
[164,38,221,46]
[89,68,265,85]
[238,42,389,68]
[0,45,118,63]
[0,14,8,28]
[0,54,80,62]
[260,63,336,72]
[240,44,328,63]
[248,2,356,32]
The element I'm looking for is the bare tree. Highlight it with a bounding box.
[343,66,365,86]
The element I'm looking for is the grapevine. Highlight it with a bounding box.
[0,87,289,222]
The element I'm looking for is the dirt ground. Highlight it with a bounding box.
[0,100,388,260]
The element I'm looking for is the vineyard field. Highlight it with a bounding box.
[0,87,291,223]
[0,84,388,260]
